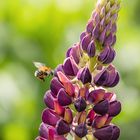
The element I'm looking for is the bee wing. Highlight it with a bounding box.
[33,62,46,68]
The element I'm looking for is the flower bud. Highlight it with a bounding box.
[98,46,116,64]
[56,119,70,135]
[81,34,91,51]
[75,123,87,138]
[94,65,120,87]
[93,99,109,115]
[108,100,121,117]
[54,64,64,77]
[57,88,72,106]
[74,97,87,112]
[87,40,96,57]
[66,44,82,64]
[77,67,92,84]
[93,125,120,140]
[86,20,94,33]
[63,57,79,76]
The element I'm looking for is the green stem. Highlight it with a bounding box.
[89,56,97,73]
[73,134,82,140]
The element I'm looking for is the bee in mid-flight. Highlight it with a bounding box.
[33,62,54,81]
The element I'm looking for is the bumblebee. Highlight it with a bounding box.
[33,62,54,81]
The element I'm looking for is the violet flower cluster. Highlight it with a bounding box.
[36,0,121,140]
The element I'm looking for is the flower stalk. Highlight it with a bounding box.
[35,0,122,140]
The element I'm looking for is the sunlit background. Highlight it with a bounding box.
[0,0,140,140]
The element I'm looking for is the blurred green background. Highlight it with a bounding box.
[0,0,140,140]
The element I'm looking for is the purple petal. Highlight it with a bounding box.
[44,90,54,109]
[57,88,72,106]
[87,89,105,104]
[75,123,87,138]
[81,34,91,51]
[93,99,109,115]
[39,123,48,139]
[74,97,87,112]
[94,69,109,86]
[63,57,79,76]
[108,101,121,117]
[54,64,64,77]
[86,20,94,33]
[99,28,107,44]
[103,47,116,64]
[87,40,96,57]
[42,109,60,126]
[94,125,113,140]
[56,119,70,135]
[77,67,92,84]
[50,77,63,96]
[80,31,86,41]
[92,23,100,39]
[98,46,110,62]
[111,126,120,140]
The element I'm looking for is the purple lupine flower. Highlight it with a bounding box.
[35,0,122,140]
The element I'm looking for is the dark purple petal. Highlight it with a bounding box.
[87,40,96,57]
[94,69,109,86]
[81,34,91,51]
[56,119,70,135]
[94,125,113,140]
[108,101,121,117]
[77,67,92,84]
[50,77,63,96]
[93,99,109,115]
[75,123,87,138]
[44,90,54,109]
[42,109,60,126]
[109,72,120,87]
[98,46,110,62]
[57,88,72,106]
[74,97,87,112]
[63,57,79,76]
[103,47,116,64]
[111,126,120,140]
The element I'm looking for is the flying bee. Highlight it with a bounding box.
[33,62,54,81]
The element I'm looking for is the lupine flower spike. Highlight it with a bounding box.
[35,0,121,139]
